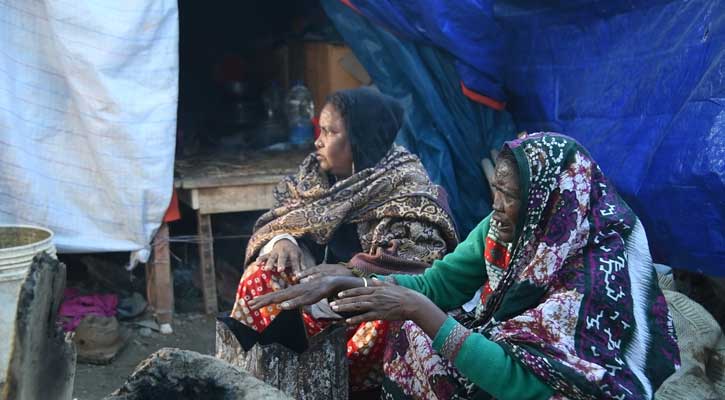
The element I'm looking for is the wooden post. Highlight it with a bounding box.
[216,320,349,400]
[146,223,174,329]
[197,213,218,314]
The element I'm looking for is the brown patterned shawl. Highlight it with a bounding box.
[244,145,458,274]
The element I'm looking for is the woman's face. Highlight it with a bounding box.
[315,103,353,178]
[491,157,522,243]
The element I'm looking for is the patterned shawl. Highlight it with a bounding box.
[466,133,679,399]
[244,145,458,272]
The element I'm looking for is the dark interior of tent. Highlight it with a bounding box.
[177,0,351,157]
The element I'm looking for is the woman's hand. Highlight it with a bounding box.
[294,263,354,282]
[247,275,366,311]
[248,276,337,311]
[329,282,429,324]
[258,239,305,273]
[330,282,448,337]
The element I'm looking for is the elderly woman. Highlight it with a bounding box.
[230,87,458,391]
[249,133,680,399]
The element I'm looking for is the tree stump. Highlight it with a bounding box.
[2,253,76,400]
[105,348,291,400]
[216,320,349,400]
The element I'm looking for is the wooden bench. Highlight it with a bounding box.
[145,150,309,330]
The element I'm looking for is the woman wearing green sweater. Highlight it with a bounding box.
[249,133,679,399]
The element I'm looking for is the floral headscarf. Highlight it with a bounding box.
[467,133,679,399]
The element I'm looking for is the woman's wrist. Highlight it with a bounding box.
[409,292,448,339]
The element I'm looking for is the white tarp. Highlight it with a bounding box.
[0,1,179,262]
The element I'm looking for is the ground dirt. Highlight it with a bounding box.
[72,313,216,400]
[64,210,258,400]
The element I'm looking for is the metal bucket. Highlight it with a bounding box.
[0,225,56,381]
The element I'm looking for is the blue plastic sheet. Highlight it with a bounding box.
[325,0,724,275]
[322,0,516,236]
[497,0,725,276]
[336,0,507,105]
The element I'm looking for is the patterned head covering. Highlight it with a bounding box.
[469,133,679,399]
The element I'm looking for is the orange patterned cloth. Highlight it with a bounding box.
[232,262,286,331]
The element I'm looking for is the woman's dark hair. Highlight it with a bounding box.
[324,92,349,124]
[322,88,404,172]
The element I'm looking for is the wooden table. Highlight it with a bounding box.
[171,150,308,314]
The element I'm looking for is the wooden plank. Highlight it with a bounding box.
[179,173,289,191]
[174,150,306,190]
[197,213,218,314]
[176,188,200,210]
[146,223,174,326]
[195,184,278,214]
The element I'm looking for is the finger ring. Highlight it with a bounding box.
[362,277,368,288]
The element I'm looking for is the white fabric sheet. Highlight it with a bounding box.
[0,1,179,262]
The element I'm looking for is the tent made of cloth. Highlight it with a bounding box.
[0,1,179,263]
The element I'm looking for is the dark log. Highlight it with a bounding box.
[105,348,291,400]
[2,253,76,400]
[216,320,349,400]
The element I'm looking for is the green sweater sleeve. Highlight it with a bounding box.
[389,215,554,399]
[390,215,491,311]
[433,317,554,400]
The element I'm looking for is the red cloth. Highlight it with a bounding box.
[480,236,511,304]
[163,189,181,222]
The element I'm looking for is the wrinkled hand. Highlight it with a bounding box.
[247,276,339,311]
[329,282,430,325]
[257,239,306,273]
[294,263,354,283]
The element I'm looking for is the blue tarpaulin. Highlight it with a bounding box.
[322,0,516,236]
[324,0,724,275]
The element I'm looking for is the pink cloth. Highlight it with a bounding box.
[59,288,118,332]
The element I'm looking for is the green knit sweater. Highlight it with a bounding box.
[392,215,554,400]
